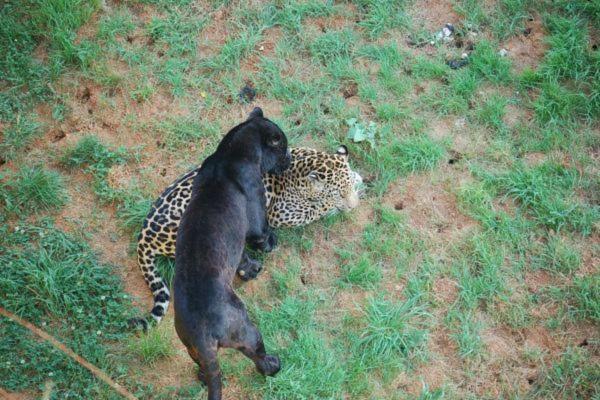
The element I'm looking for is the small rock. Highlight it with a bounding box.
[259,45,264,51]
[498,48,508,57]
[461,52,469,59]
[435,23,455,42]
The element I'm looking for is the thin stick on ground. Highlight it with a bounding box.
[0,307,138,400]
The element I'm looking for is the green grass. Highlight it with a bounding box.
[355,0,410,39]
[0,0,98,120]
[129,322,175,364]
[1,166,68,215]
[552,275,600,323]
[0,114,41,160]
[359,295,428,364]
[475,94,509,132]
[60,135,137,204]
[0,222,140,398]
[483,162,598,234]
[154,115,221,150]
[531,234,581,274]
[469,40,513,84]
[531,347,600,399]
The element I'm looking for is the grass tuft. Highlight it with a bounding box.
[356,295,428,369]
[1,166,68,215]
[129,323,175,364]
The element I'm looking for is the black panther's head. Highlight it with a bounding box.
[246,107,291,175]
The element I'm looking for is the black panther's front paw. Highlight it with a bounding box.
[257,354,281,377]
[237,257,263,281]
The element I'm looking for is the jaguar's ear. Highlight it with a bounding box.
[248,107,264,119]
[336,145,348,157]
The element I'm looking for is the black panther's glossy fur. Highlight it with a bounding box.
[173,108,290,400]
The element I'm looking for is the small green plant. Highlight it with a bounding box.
[0,114,41,160]
[487,162,598,234]
[356,295,429,369]
[553,275,600,323]
[355,0,410,39]
[61,135,128,171]
[448,309,484,358]
[129,323,175,364]
[532,235,581,274]
[392,135,446,174]
[117,196,153,232]
[341,253,382,288]
[476,94,508,132]
[310,29,355,64]
[201,28,262,71]
[146,8,205,56]
[346,118,378,148]
[469,40,512,84]
[1,166,68,214]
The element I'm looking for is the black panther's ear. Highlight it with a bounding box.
[336,145,348,157]
[248,107,264,119]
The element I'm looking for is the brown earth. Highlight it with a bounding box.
[503,15,548,73]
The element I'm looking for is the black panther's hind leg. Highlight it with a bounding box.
[240,337,281,376]
[185,342,222,400]
[224,309,281,377]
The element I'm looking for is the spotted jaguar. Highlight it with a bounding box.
[136,146,362,325]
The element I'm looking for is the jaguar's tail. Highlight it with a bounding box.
[130,234,171,330]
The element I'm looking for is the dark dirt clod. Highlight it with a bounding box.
[578,338,589,347]
[160,168,167,177]
[80,87,91,102]
[342,83,358,98]
[238,83,256,103]
[395,201,404,210]
[406,37,428,48]
[51,129,66,142]
[523,27,532,36]
[448,150,463,164]
[447,59,469,69]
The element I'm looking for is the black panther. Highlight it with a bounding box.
[173,108,290,400]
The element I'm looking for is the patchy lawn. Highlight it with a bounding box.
[1,0,598,399]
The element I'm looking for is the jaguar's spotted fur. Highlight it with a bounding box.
[136,146,362,325]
